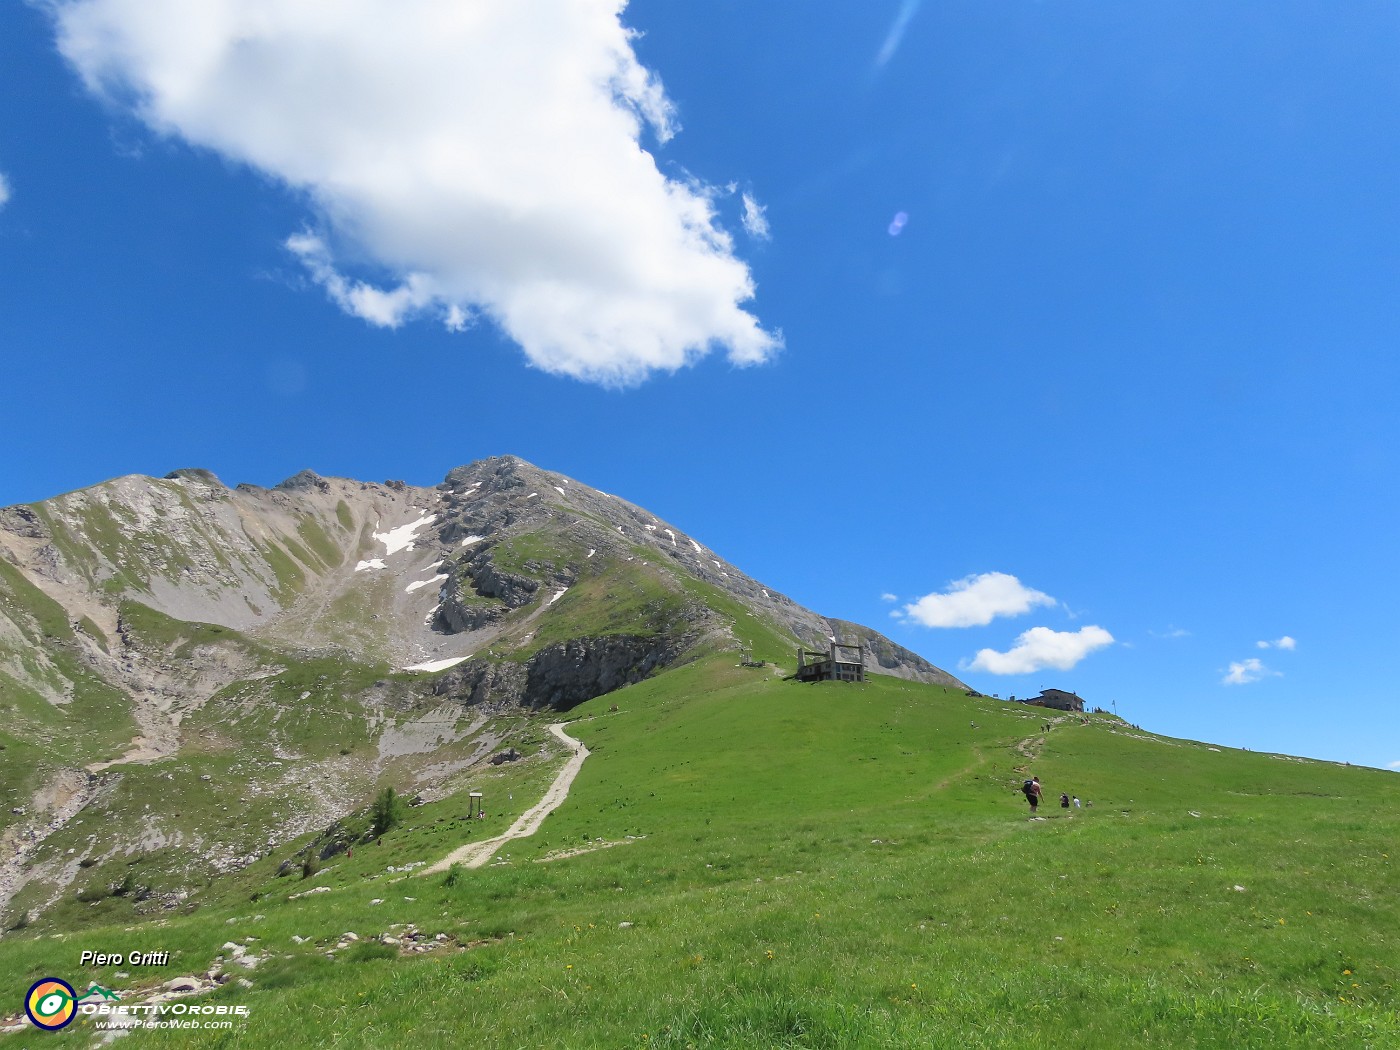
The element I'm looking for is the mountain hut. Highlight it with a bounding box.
[794,642,866,683]
[1023,688,1085,712]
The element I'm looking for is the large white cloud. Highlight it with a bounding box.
[46,0,781,385]
[896,572,1055,629]
[963,625,1114,675]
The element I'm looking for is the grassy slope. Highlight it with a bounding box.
[0,560,137,834]
[1,660,1396,1048]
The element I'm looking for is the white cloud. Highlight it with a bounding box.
[963,625,1114,676]
[47,0,781,386]
[0,172,10,208]
[875,0,924,69]
[1151,626,1191,639]
[879,592,898,603]
[740,192,770,240]
[1222,658,1281,686]
[1388,761,1400,771]
[1256,636,1297,651]
[896,572,1055,629]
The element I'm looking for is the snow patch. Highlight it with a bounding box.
[690,540,703,553]
[373,514,436,556]
[616,525,625,533]
[586,549,596,559]
[460,534,486,546]
[548,587,568,605]
[406,574,448,594]
[527,492,539,499]
[402,656,471,673]
[663,529,676,544]
[553,486,566,496]
[355,559,387,572]
[643,524,656,531]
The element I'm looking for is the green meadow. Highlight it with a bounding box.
[2,657,1396,1047]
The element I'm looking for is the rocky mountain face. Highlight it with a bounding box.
[0,456,963,925]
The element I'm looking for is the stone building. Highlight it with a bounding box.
[794,642,867,683]
[1024,688,1085,712]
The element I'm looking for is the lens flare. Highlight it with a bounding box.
[888,211,909,236]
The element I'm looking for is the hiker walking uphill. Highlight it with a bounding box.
[1022,776,1043,814]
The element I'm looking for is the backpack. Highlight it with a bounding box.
[1022,779,1035,796]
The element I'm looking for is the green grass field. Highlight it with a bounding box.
[1,658,1396,1047]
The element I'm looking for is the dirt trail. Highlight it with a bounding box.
[422,722,590,874]
[1011,713,1077,770]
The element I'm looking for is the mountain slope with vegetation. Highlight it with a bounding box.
[0,655,1394,1047]
[0,457,959,925]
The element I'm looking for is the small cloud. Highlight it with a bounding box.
[887,211,909,236]
[1222,658,1281,686]
[962,625,1114,676]
[896,572,1055,629]
[1151,626,1191,639]
[1388,761,1400,771]
[875,0,924,69]
[879,593,898,603]
[0,172,10,208]
[740,193,770,241]
[444,304,473,333]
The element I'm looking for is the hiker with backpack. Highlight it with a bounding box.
[1022,776,1042,814]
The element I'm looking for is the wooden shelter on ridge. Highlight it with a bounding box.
[794,641,866,683]
[1022,688,1085,712]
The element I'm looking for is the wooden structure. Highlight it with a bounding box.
[1023,688,1085,712]
[467,791,484,818]
[794,641,866,683]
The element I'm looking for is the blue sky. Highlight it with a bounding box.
[1,1,1397,770]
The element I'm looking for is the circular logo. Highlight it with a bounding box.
[25,978,77,1030]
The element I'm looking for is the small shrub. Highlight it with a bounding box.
[301,856,319,880]
[370,786,404,838]
[110,873,137,898]
[443,864,464,888]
